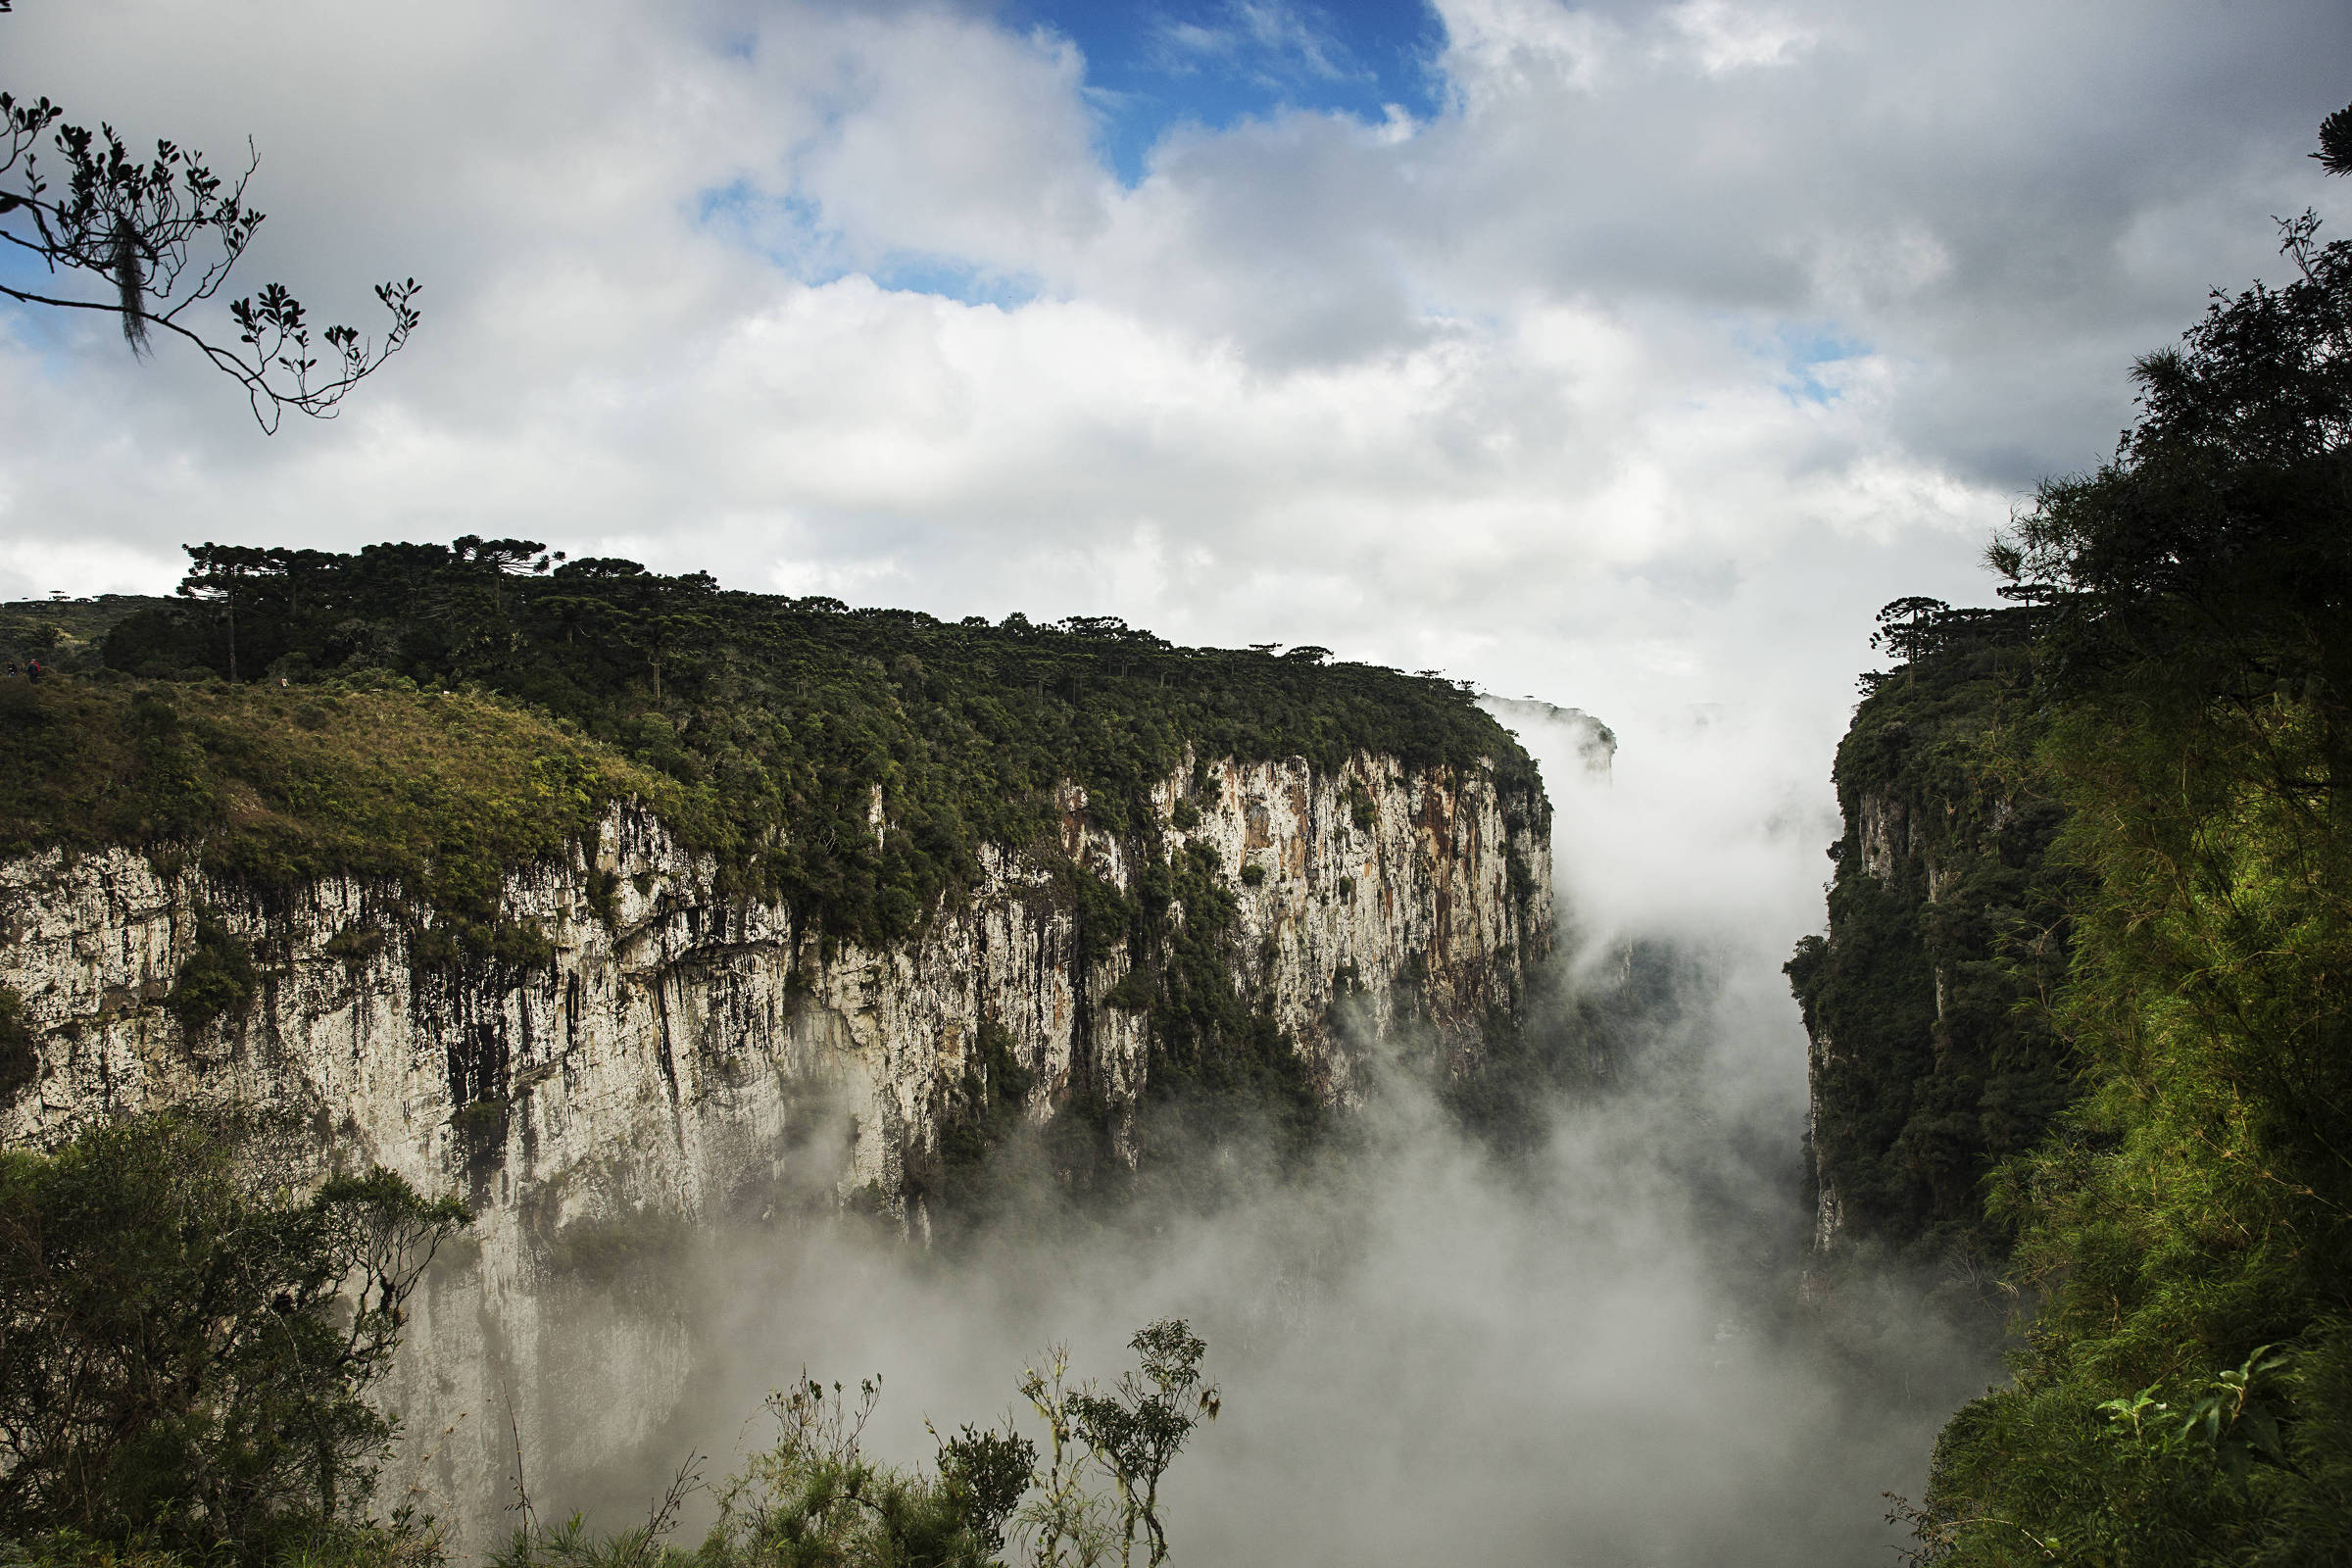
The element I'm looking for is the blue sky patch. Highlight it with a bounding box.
[865,254,1041,310]
[693,179,1040,308]
[1768,325,1869,406]
[1006,0,1447,183]
[691,2,1450,306]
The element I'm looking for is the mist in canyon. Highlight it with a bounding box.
[457,709,1993,1567]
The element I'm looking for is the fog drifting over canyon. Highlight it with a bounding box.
[481,707,1985,1566]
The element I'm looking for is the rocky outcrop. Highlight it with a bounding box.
[0,752,1546,1165]
[1788,616,2070,1299]
[1803,784,1918,1260]
[0,746,1548,1541]
[1479,698,1617,783]
[1853,789,1923,887]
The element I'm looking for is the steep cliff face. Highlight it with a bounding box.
[0,746,1546,1535]
[0,751,1544,1167]
[1786,615,2070,1290]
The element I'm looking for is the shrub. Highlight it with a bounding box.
[0,986,34,1097]
[167,915,258,1038]
[320,922,386,966]
[1102,967,1154,1010]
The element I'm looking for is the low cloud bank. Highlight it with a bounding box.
[499,709,1987,1565]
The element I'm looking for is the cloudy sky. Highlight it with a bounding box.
[5,0,2348,858]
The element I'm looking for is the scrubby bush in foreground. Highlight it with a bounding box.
[494,1323,1219,1568]
[0,1113,469,1565]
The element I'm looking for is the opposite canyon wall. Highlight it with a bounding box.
[0,746,1549,1541]
[1785,612,2070,1301]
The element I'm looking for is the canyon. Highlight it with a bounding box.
[0,744,1551,1537]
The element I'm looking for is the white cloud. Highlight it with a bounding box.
[1664,1,1817,75]
[1152,1,1365,86]
[1,0,2346,851]
[782,9,1111,278]
[1439,0,1624,98]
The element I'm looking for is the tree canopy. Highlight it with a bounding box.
[88,540,1544,953]
[0,1112,467,1561]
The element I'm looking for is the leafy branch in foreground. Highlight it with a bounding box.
[0,13,418,431]
[1013,1349,1116,1568]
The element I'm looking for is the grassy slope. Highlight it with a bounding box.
[0,677,682,920]
[0,597,170,676]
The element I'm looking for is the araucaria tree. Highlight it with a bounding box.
[0,1,419,431]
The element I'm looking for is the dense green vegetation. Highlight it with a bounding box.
[84,546,1537,952]
[1787,607,2077,1303]
[0,1113,467,1566]
[1834,114,2352,1564]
